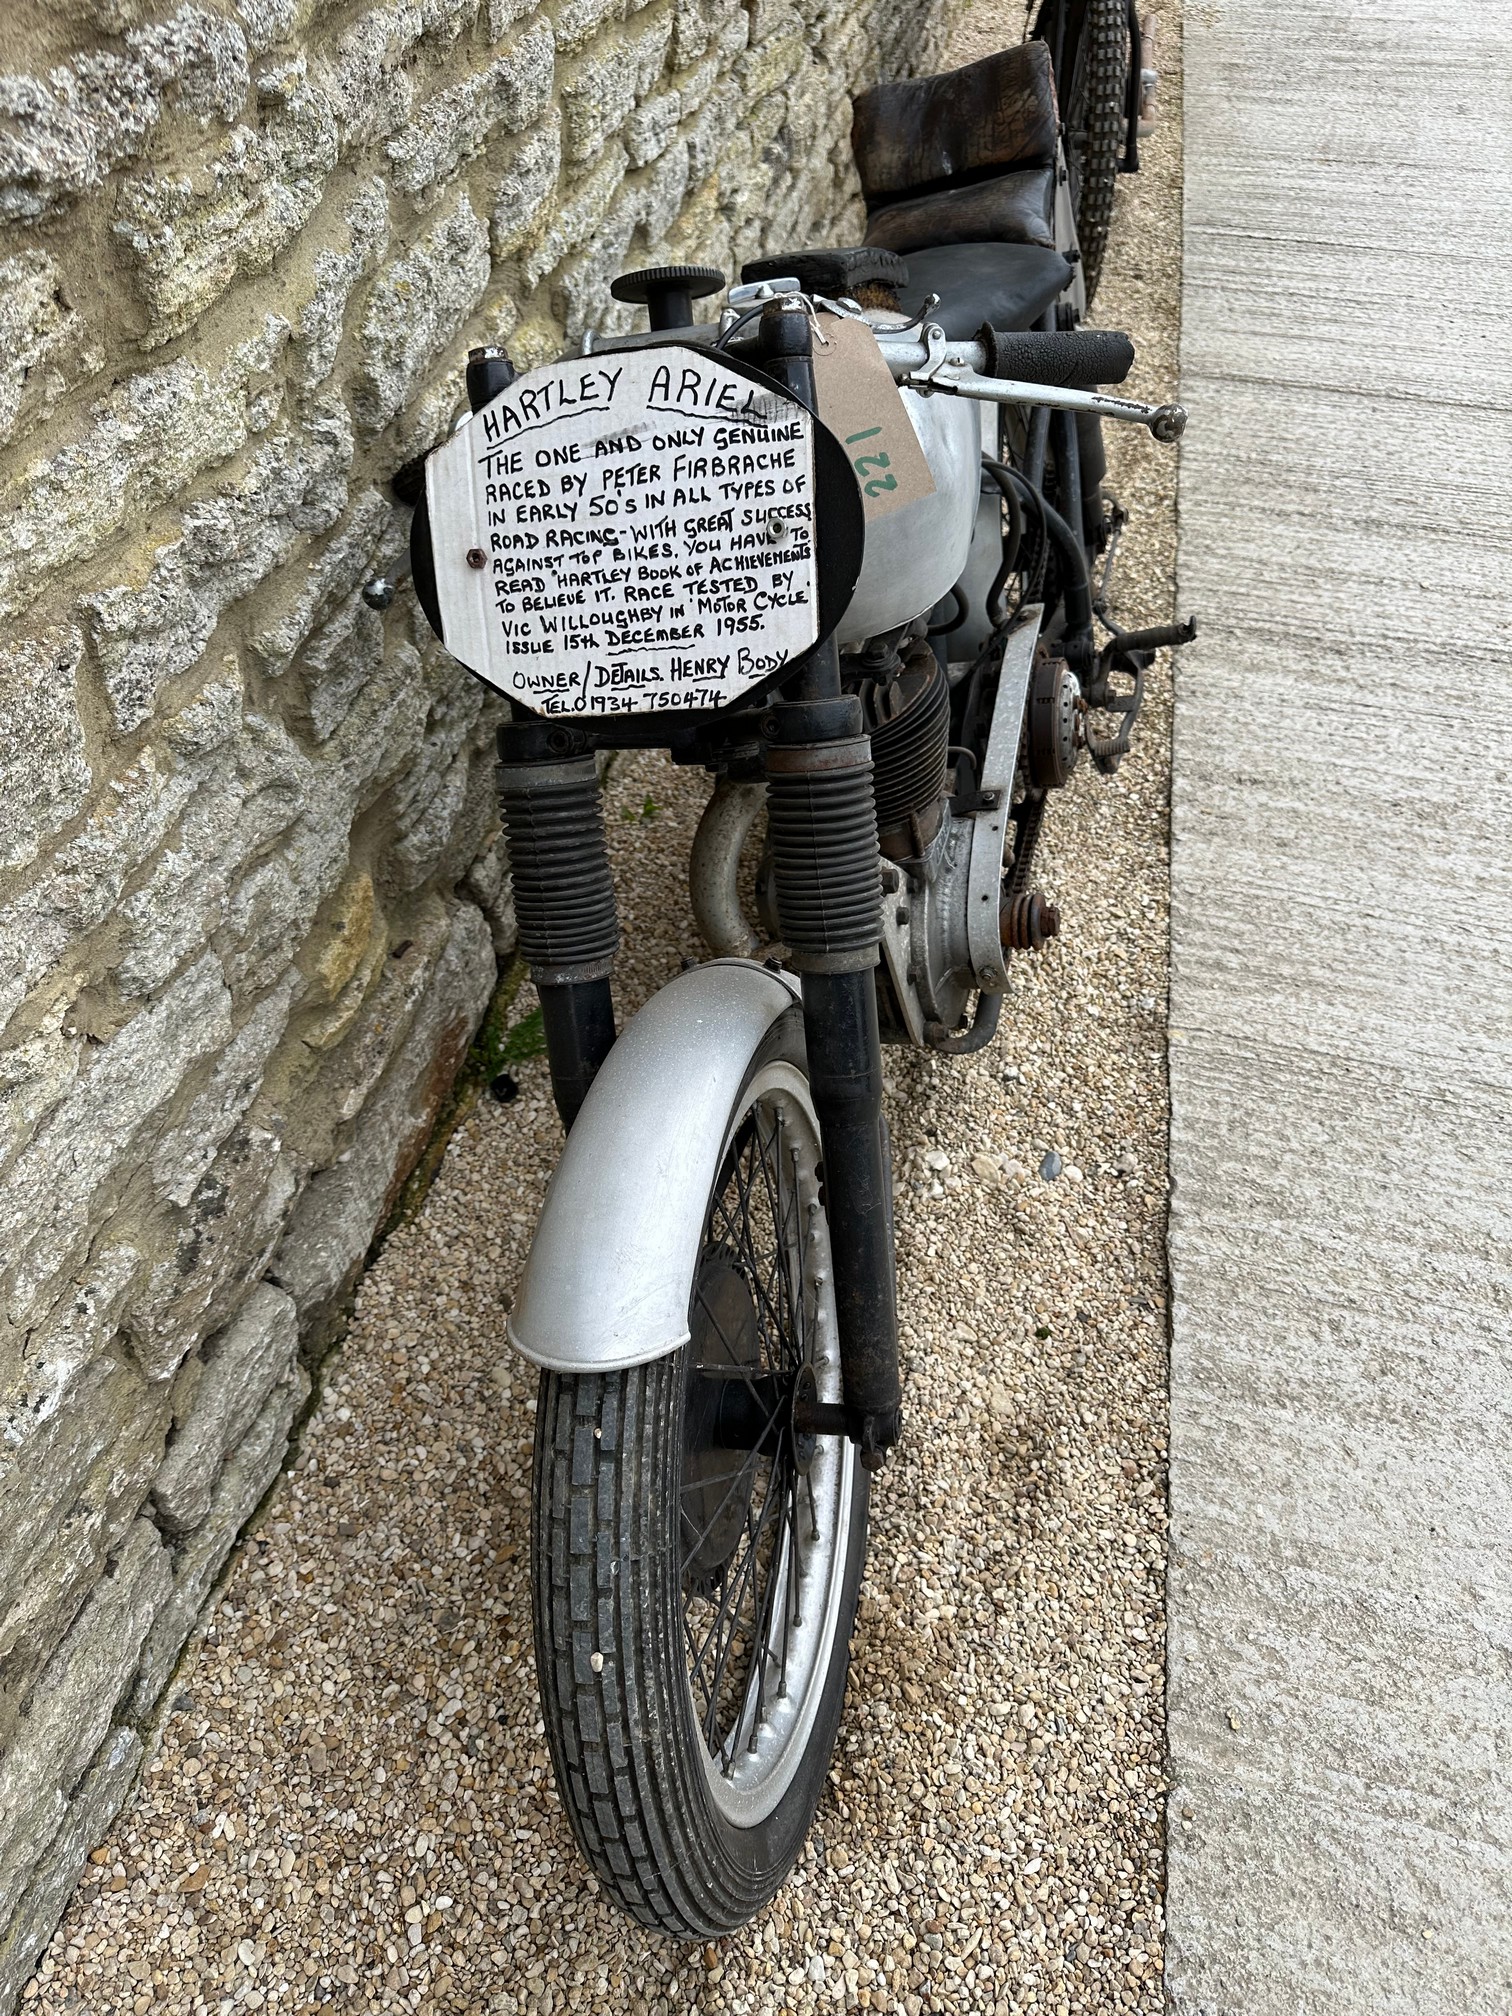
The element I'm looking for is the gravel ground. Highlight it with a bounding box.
[27,10,1184,2012]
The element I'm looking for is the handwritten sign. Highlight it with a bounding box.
[424,347,822,716]
[811,313,935,524]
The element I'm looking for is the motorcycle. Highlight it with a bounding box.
[399,17,1189,1940]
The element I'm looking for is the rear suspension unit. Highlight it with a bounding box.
[764,695,900,1468]
[496,734,618,1128]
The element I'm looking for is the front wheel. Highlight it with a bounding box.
[531,1008,870,1935]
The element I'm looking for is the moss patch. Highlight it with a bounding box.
[383,952,529,1234]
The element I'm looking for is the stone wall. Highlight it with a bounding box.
[0,0,958,1997]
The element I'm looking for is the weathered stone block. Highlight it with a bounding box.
[84,400,353,734]
[555,178,645,340]
[463,832,516,956]
[745,86,793,163]
[625,80,680,166]
[352,193,490,433]
[269,897,493,1345]
[122,1124,304,1383]
[667,0,737,67]
[233,0,314,54]
[0,251,83,448]
[739,13,807,101]
[0,1343,165,1743]
[715,9,753,70]
[642,132,690,241]
[682,85,740,184]
[149,976,299,1208]
[522,140,626,289]
[297,925,389,1055]
[560,10,670,162]
[109,710,311,1001]
[318,631,435,807]
[0,1012,84,1181]
[130,1353,307,1714]
[321,0,423,147]
[0,315,290,625]
[223,820,348,998]
[0,1244,143,1485]
[114,56,339,340]
[248,485,401,677]
[490,111,561,257]
[390,741,475,890]
[0,628,91,880]
[303,869,379,1003]
[564,54,633,163]
[322,894,453,1128]
[2,954,232,1329]
[68,653,415,1026]
[0,1518,167,1926]
[0,1724,141,2014]
[159,664,245,760]
[149,1283,297,1535]
[0,7,251,223]
[384,672,488,884]
[290,593,387,741]
[386,21,555,203]
[291,180,390,392]
[487,0,542,38]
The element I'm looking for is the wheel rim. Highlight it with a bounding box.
[678,1061,857,1828]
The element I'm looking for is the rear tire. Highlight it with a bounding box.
[1040,0,1129,304]
[531,1007,869,1935]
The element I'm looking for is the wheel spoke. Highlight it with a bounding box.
[701,1471,774,1722]
[679,1446,767,1580]
[676,1078,852,1807]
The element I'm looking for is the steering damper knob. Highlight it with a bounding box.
[610,264,725,330]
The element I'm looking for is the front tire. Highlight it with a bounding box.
[531,1008,870,1935]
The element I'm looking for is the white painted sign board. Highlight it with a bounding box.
[424,347,822,717]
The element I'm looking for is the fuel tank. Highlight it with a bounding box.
[834,315,981,646]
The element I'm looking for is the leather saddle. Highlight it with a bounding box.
[855,41,1072,339]
[743,44,1073,342]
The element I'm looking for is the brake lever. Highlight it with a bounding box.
[897,322,1187,440]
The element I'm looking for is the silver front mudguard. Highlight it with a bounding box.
[506,959,801,1373]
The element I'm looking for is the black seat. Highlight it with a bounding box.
[895,243,1073,340]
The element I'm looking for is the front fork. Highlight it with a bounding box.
[756,301,900,1467]
[764,690,900,1468]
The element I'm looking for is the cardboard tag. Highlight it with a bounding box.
[812,312,935,523]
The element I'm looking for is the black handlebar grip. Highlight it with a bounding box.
[977,327,1136,388]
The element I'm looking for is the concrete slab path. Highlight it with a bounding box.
[1167,2,1512,2010]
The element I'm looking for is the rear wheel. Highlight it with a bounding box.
[1040,0,1129,303]
[531,1008,869,1935]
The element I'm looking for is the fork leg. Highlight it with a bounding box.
[764,678,900,1466]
